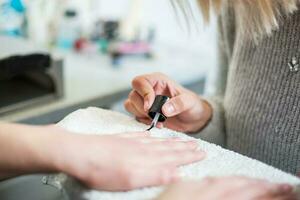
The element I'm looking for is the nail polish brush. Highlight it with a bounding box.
[146,95,169,131]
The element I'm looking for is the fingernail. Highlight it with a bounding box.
[279,184,293,193]
[157,123,164,129]
[164,103,175,115]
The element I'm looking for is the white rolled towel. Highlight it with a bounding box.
[53,107,300,200]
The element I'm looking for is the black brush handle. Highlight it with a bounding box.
[148,95,169,122]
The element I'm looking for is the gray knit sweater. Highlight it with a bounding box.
[198,8,300,174]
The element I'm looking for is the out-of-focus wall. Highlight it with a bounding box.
[98,0,217,52]
[25,0,218,94]
[26,0,216,52]
[97,0,218,95]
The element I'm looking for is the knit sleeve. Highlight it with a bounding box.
[192,6,236,147]
[196,96,226,147]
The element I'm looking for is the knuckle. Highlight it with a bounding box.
[202,177,217,185]
[130,92,143,105]
[157,79,168,89]
[128,90,136,100]
[230,176,249,183]
[174,97,185,111]
[158,170,172,185]
[120,167,137,190]
[132,76,144,88]
[168,141,186,151]
[83,169,101,188]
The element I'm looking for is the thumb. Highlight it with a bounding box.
[162,94,195,117]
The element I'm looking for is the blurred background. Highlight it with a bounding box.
[0,0,217,124]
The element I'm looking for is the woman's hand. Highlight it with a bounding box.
[55,129,205,191]
[0,123,204,191]
[125,73,212,133]
[157,176,296,200]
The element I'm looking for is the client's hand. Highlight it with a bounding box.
[56,129,205,191]
[157,177,296,200]
[125,73,212,133]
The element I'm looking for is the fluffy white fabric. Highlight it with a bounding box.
[57,107,300,200]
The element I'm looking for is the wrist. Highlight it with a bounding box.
[186,97,213,133]
[0,123,66,177]
[22,125,65,173]
[34,125,73,173]
[198,98,213,130]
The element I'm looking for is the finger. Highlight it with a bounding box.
[124,100,147,118]
[260,184,295,199]
[197,177,271,200]
[139,137,185,143]
[261,195,298,200]
[117,131,150,138]
[128,91,148,117]
[124,167,180,190]
[160,150,206,167]
[162,94,196,117]
[132,76,156,111]
[156,137,189,142]
[261,184,294,197]
[231,182,294,200]
[150,140,199,151]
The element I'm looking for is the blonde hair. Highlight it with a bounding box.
[173,0,299,40]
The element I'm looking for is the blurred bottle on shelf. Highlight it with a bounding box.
[56,9,81,50]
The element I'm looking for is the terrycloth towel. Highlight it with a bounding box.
[53,107,300,200]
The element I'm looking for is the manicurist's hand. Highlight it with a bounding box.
[125,73,212,133]
[55,129,205,191]
[157,176,296,200]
